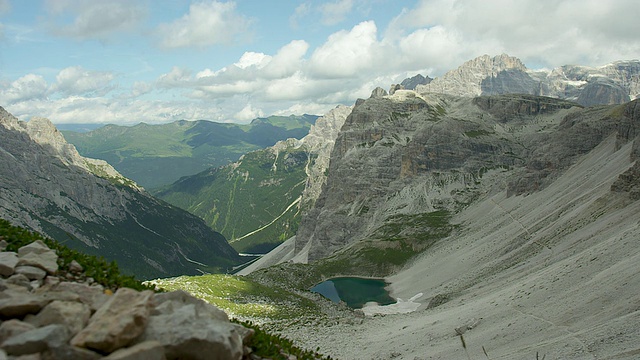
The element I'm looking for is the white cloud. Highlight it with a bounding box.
[234,103,264,122]
[156,1,252,49]
[319,0,354,26]
[44,0,146,40]
[0,74,49,105]
[156,67,192,88]
[263,40,309,78]
[53,66,115,96]
[309,21,379,78]
[234,52,271,69]
[388,0,640,70]
[289,3,311,29]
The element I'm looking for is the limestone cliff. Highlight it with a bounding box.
[417,54,640,107]
[290,92,640,266]
[0,107,239,278]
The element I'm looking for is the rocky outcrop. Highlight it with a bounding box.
[414,54,640,107]
[0,107,239,279]
[400,74,432,90]
[0,241,252,360]
[291,92,640,264]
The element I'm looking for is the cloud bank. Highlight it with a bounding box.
[2,0,639,124]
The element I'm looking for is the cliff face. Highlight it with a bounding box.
[417,54,640,107]
[0,107,239,279]
[291,92,640,264]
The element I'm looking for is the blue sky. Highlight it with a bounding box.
[1,0,639,124]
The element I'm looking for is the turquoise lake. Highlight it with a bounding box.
[310,277,396,309]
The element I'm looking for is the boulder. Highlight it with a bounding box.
[15,266,47,281]
[71,288,154,353]
[153,290,228,321]
[139,303,244,360]
[26,300,91,336]
[17,241,58,275]
[0,293,48,318]
[0,319,36,344]
[1,324,69,356]
[0,252,18,277]
[48,282,107,312]
[104,340,166,360]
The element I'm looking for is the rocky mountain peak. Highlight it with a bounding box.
[417,54,529,97]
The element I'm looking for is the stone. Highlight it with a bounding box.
[6,273,31,290]
[0,239,7,250]
[68,260,83,274]
[1,324,69,356]
[0,319,36,344]
[140,303,243,360]
[48,282,107,312]
[104,341,166,360]
[44,345,102,360]
[370,87,388,99]
[0,293,48,318]
[153,290,228,321]
[0,349,6,360]
[17,244,58,275]
[26,300,91,336]
[15,266,47,281]
[0,252,18,277]
[71,288,154,353]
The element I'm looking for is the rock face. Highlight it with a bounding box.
[0,242,252,360]
[0,107,239,279]
[290,92,640,263]
[415,54,640,106]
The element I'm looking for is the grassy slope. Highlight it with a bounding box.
[63,115,318,189]
[154,145,311,253]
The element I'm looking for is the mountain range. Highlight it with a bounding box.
[418,54,640,106]
[62,114,318,189]
[0,107,240,279]
[154,106,352,253]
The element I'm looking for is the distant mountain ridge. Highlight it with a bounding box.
[154,106,352,253]
[63,114,319,189]
[413,54,640,106]
[0,106,240,279]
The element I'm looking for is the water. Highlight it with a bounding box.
[310,277,396,309]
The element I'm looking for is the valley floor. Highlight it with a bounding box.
[274,136,640,359]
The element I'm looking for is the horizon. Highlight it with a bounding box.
[1,0,639,125]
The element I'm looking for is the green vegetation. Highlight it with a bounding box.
[0,219,151,291]
[239,321,330,360]
[155,146,312,253]
[149,273,321,320]
[249,210,457,290]
[63,115,318,189]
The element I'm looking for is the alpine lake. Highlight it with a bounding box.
[310,277,395,309]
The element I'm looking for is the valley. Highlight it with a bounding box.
[1,53,639,359]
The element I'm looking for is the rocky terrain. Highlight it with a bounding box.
[416,54,640,106]
[0,239,254,360]
[239,91,640,359]
[0,107,240,279]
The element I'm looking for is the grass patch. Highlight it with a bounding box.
[148,274,321,321]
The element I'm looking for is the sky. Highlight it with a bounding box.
[0,0,639,125]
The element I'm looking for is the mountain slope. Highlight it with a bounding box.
[241,94,640,359]
[0,106,240,279]
[417,54,640,106]
[63,114,318,189]
[154,106,352,253]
